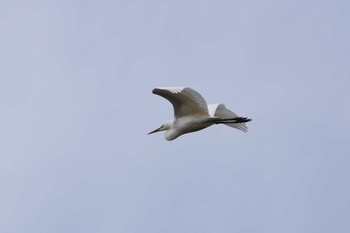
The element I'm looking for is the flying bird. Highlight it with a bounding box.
[148,87,251,141]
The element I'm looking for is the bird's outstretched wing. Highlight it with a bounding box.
[152,87,209,118]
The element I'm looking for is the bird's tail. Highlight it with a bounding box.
[208,104,251,132]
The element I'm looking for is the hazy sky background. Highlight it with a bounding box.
[1,0,349,232]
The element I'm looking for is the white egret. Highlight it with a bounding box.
[148,87,251,141]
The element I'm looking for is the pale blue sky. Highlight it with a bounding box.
[1,0,349,232]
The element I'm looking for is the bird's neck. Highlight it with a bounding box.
[163,121,173,130]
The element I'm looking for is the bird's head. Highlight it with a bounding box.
[148,121,171,135]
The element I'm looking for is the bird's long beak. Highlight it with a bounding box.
[148,126,162,135]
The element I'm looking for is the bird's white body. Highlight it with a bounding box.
[148,87,251,141]
[163,116,213,140]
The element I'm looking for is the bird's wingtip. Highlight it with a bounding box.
[153,87,186,91]
[152,87,186,95]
